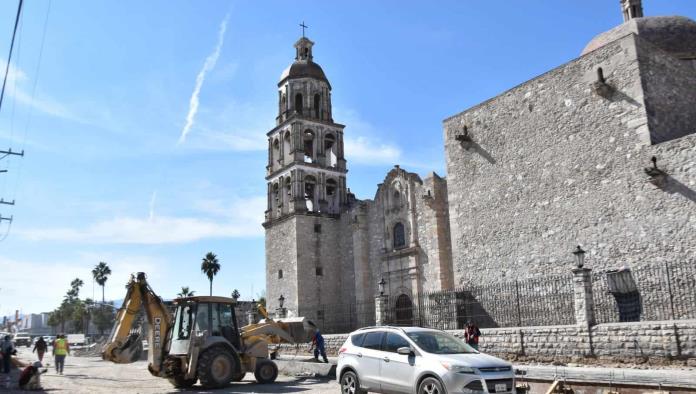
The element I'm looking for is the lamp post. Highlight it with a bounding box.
[376,278,387,326]
[573,245,586,269]
[378,277,386,296]
[278,294,285,308]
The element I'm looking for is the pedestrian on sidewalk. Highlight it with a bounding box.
[1,335,15,373]
[53,334,70,375]
[310,328,328,363]
[33,336,47,363]
[465,321,481,351]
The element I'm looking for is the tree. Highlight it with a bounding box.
[200,252,220,296]
[47,309,62,335]
[177,286,195,298]
[92,304,115,335]
[92,262,112,303]
[231,289,240,300]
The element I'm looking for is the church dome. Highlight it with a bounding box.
[582,16,696,58]
[279,61,329,85]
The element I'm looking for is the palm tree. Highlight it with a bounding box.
[200,252,221,296]
[92,262,112,303]
[231,289,240,300]
[177,286,195,298]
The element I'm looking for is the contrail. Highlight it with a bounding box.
[148,191,157,221]
[178,14,229,144]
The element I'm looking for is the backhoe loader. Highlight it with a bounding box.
[102,272,308,388]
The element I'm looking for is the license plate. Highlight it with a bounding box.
[495,383,507,392]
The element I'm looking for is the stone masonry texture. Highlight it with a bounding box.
[443,33,696,288]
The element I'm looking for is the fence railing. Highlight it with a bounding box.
[592,261,696,323]
[383,274,575,329]
[299,301,375,334]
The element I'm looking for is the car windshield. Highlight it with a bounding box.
[406,331,477,354]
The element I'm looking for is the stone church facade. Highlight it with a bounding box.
[265,0,696,330]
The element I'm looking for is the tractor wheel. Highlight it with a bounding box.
[168,375,197,388]
[197,346,238,388]
[232,371,246,382]
[254,359,278,384]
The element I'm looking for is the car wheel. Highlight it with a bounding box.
[418,377,444,394]
[340,371,366,394]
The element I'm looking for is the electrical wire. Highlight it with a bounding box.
[0,0,24,113]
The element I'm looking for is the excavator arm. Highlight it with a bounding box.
[102,272,173,376]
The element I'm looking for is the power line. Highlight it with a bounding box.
[0,0,24,113]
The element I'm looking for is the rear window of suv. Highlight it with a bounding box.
[350,333,366,346]
[360,331,384,350]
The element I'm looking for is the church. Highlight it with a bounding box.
[264,0,696,332]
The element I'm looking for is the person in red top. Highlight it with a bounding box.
[465,321,481,351]
[33,336,48,362]
[19,361,45,390]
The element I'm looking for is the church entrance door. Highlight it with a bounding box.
[394,294,413,326]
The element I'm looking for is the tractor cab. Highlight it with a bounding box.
[168,296,241,355]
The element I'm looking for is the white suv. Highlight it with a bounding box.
[337,326,514,394]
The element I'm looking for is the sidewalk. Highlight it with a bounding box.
[518,364,696,389]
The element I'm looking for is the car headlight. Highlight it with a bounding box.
[440,361,476,374]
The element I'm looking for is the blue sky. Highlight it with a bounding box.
[0,1,694,316]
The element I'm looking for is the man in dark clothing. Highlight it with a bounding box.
[310,328,328,363]
[465,322,481,351]
[1,335,16,373]
[33,337,47,363]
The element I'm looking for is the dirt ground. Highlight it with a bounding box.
[2,347,338,393]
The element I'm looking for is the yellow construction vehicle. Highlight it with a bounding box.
[102,272,307,389]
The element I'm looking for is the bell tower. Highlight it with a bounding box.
[264,34,350,319]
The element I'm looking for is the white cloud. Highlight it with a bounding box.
[345,135,402,164]
[178,14,229,144]
[18,195,266,244]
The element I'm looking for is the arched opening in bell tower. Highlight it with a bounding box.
[324,134,336,167]
[304,175,317,212]
[295,93,303,114]
[326,178,338,214]
[303,130,315,163]
[313,94,321,118]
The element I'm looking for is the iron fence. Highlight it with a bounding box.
[593,261,696,323]
[383,274,575,329]
[299,300,375,334]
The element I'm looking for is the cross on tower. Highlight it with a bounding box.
[299,21,308,37]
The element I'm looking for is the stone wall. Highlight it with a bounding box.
[291,320,696,366]
[443,33,696,288]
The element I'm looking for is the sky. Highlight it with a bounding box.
[0,1,694,317]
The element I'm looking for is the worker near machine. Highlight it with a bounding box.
[32,336,48,363]
[53,334,70,375]
[18,361,45,390]
[1,335,16,373]
[310,328,328,363]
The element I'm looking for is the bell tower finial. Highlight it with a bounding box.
[620,0,643,22]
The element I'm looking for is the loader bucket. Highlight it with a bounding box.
[103,332,143,363]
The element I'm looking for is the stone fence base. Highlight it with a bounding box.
[280,320,696,366]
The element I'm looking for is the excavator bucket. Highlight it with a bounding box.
[103,332,143,363]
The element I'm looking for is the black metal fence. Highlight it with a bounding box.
[593,261,696,323]
[383,274,575,329]
[299,301,375,334]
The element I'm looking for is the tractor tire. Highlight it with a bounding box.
[254,359,278,384]
[232,371,246,382]
[168,375,197,388]
[197,346,238,388]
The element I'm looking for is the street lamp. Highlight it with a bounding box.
[573,245,586,269]
[278,294,285,308]
[378,278,386,296]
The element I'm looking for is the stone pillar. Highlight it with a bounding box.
[375,295,387,326]
[572,268,596,326]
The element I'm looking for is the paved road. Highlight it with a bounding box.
[3,347,339,393]
[520,364,696,389]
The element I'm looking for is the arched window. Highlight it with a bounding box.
[303,130,314,163]
[295,93,303,113]
[392,190,401,209]
[273,183,280,207]
[326,178,338,213]
[284,131,292,162]
[394,294,413,326]
[393,222,406,249]
[304,175,317,212]
[313,94,321,118]
[324,134,336,167]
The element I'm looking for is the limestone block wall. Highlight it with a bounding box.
[443,33,696,288]
[292,320,696,365]
[266,218,299,312]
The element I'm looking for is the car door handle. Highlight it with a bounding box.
[383,357,390,362]
[357,353,362,358]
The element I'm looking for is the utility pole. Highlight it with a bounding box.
[0,149,23,231]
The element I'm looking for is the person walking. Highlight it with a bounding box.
[53,334,70,375]
[1,335,15,373]
[465,321,481,351]
[33,336,48,363]
[309,328,328,363]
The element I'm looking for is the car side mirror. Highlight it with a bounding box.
[397,346,414,356]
